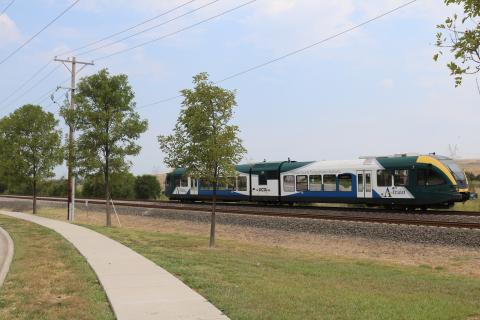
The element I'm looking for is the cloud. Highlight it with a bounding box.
[0,14,22,47]
[244,0,357,51]
[260,0,296,16]
[380,78,394,89]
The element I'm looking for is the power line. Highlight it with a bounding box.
[0,65,61,113]
[35,77,70,105]
[58,0,199,57]
[2,1,198,112]
[0,0,16,15]
[76,0,220,57]
[0,0,80,66]
[217,0,417,83]
[95,0,256,61]
[139,0,418,109]
[0,61,52,106]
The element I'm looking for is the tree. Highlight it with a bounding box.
[434,0,480,87]
[159,73,246,247]
[62,69,148,226]
[135,175,161,199]
[0,105,63,214]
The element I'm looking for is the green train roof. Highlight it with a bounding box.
[169,168,187,175]
[375,156,419,169]
[236,161,313,174]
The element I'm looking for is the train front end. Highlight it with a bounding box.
[436,156,475,202]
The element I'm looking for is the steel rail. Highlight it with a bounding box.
[1,195,480,230]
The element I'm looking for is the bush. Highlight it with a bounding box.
[41,179,68,196]
[135,175,161,200]
[81,172,136,199]
[7,181,31,195]
[466,171,480,181]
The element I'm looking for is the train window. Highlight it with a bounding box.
[226,177,236,191]
[309,175,322,191]
[338,174,352,192]
[417,169,446,186]
[417,170,427,186]
[296,175,308,192]
[283,175,295,192]
[377,170,393,187]
[237,176,247,191]
[175,178,181,187]
[258,171,267,185]
[166,176,171,187]
[428,170,445,185]
[323,175,336,191]
[366,173,371,192]
[394,170,409,186]
[199,179,213,190]
[180,176,189,187]
[358,174,364,192]
[266,171,278,179]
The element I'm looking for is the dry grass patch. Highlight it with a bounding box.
[0,215,114,320]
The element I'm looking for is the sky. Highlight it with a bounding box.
[0,0,479,176]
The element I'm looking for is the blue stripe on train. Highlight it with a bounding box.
[198,190,245,197]
[285,190,356,198]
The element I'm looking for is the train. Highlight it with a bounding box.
[165,153,474,209]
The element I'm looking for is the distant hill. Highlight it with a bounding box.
[457,159,480,175]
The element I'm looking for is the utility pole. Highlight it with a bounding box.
[54,56,94,222]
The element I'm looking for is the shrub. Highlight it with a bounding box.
[81,172,136,199]
[41,179,68,196]
[135,175,161,200]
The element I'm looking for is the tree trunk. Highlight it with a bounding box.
[32,179,37,215]
[209,182,217,248]
[105,170,111,227]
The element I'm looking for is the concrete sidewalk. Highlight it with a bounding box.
[0,226,14,288]
[0,211,229,320]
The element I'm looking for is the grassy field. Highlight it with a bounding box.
[0,216,114,320]
[84,224,480,320]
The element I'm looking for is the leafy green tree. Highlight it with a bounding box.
[62,69,148,226]
[135,175,161,199]
[434,0,480,87]
[0,105,63,214]
[159,73,246,247]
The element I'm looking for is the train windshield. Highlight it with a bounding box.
[440,159,467,187]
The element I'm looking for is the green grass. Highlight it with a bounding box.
[0,216,114,320]
[86,225,480,320]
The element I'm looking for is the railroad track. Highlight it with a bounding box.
[1,195,480,230]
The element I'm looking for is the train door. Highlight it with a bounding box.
[356,170,372,198]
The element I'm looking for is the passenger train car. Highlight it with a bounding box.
[165,154,472,209]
